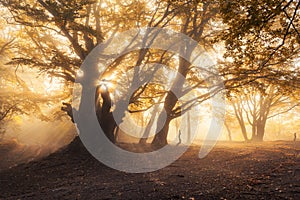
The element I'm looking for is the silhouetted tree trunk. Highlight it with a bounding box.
[151,1,217,147]
[139,97,164,144]
[252,119,266,142]
[151,114,172,148]
[152,57,191,148]
[139,118,155,145]
[232,102,249,141]
[224,121,232,141]
[256,122,265,141]
[95,85,116,143]
[251,119,257,141]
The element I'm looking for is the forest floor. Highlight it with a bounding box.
[0,139,299,199]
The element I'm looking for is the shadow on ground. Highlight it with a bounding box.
[0,139,299,199]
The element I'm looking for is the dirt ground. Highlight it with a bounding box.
[0,139,299,200]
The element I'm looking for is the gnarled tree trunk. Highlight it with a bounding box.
[151,56,191,148]
[95,85,116,143]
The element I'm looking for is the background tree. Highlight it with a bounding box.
[217,0,300,142]
[228,83,300,141]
